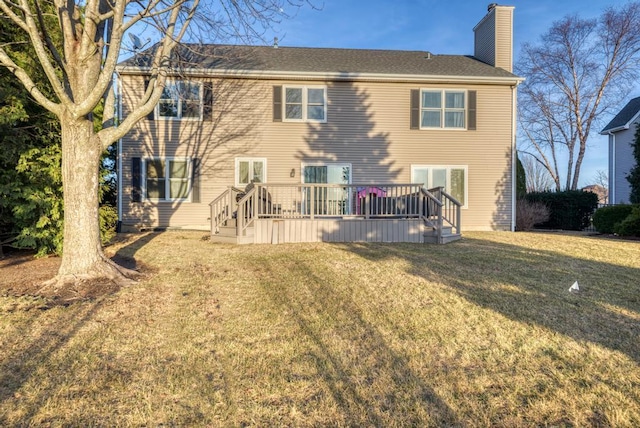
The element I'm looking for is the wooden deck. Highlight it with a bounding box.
[209,183,462,244]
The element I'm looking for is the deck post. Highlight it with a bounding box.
[228,186,233,221]
[365,192,370,219]
[310,186,315,220]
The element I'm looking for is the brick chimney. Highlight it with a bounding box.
[473,4,514,73]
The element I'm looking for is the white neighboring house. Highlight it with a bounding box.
[600,97,640,204]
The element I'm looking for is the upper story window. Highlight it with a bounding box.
[283,86,327,122]
[157,81,202,120]
[145,158,192,201]
[421,90,466,129]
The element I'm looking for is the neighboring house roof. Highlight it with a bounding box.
[601,96,640,134]
[117,43,521,83]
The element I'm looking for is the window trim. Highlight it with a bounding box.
[282,85,327,123]
[142,157,193,202]
[235,157,267,187]
[419,89,467,130]
[155,80,203,121]
[411,165,468,208]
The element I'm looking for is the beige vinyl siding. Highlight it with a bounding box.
[120,75,514,231]
[495,7,514,72]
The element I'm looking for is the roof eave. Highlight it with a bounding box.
[115,66,524,85]
[600,125,627,135]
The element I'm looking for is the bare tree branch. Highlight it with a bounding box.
[517,3,640,190]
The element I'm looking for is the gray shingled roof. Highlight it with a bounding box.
[117,43,519,79]
[601,97,640,133]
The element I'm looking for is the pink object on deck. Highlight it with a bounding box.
[356,186,387,214]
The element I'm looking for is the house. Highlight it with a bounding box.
[115,4,522,244]
[582,184,608,205]
[600,97,640,204]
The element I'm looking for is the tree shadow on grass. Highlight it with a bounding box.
[0,300,110,425]
[257,258,461,426]
[344,237,640,365]
[111,231,163,272]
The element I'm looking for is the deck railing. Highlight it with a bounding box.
[426,186,462,236]
[210,183,462,238]
[209,186,244,233]
[243,183,426,219]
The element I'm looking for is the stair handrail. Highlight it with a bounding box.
[209,188,230,234]
[420,187,443,242]
[427,186,462,235]
[209,186,244,234]
[236,185,258,236]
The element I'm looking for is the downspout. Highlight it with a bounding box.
[610,132,616,204]
[115,71,123,229]
[511,82,519,232]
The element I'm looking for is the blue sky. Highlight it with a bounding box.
[265,0,637,187]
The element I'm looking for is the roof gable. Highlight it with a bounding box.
[601,96,640,134]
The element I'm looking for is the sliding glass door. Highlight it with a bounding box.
[302,164,351,215]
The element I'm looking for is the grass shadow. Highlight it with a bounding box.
[256,254,461,426]
[111,231,163,271]
[0,301,107,425]
[345,235,640,364]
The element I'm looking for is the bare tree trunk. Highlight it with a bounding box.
[572,142,587,190]
[59,115,102,273]
[43,114,137,288]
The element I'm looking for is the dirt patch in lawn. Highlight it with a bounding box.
[0,249,148,306]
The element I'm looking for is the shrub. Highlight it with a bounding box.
[99,205,118,245]
[516,156,527,199]
[592,204,635,234]
[613,206,640,237]
[525,190,598,230]
[516,198,550,231]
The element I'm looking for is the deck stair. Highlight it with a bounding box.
[424,226,462,244]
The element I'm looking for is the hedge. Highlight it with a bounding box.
[525,191,598,230]
[613,206,640,237]
[592,205,635,234]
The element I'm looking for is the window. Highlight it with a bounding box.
[412,165,467,207]
[144,158,192,201]
[420,90,466,129]
[235,158,266,186]
[283,86,326,122]
[157,81,202,119]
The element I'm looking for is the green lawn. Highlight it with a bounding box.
[1,231,639,426]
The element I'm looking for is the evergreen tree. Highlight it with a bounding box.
[516,155,527,199]
[628,124,640,203]
[0,15,63,255]
[0,15,116,256]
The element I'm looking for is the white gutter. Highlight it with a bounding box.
[115,66,524,86]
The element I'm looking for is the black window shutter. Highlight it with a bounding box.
[191,158,201,203]
[203,82,214,121]
[467,90,477,131]
[273,85,282,122]
[144,79,154,120]
[132,157,142,202]
[410,89,420,129]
